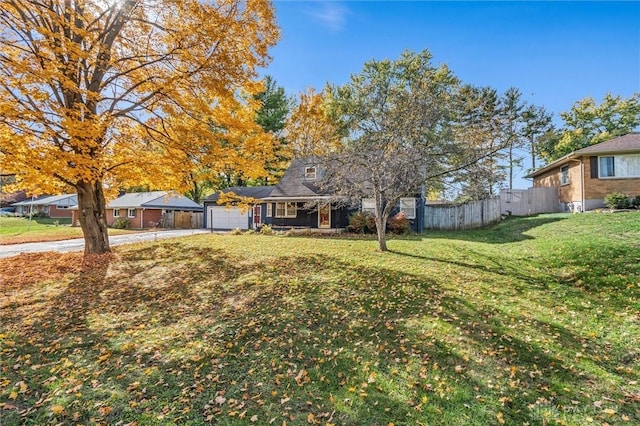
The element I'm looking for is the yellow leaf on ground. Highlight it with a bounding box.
[496,412,505,424]
[51,405,64,414]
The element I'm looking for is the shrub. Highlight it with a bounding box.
[388,211,411,234]
[604,192,631,209]
[112,217,130,229]
[632,195,640,209]
[347,212,376,234]
[259,224,274,235]
[229,227,243,235]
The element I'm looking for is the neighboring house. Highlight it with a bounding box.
[12,194,77,218]
[203,158,425,232]
[526,133,640,212]
[71,191,202,229]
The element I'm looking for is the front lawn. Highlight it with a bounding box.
[1,213,638,425]
[0,217,140,244]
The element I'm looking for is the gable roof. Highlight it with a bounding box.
[526,133,640,178]
[12,194,76,206]
[573,132,640,155]
[268,157,331,200]
[204,186,274,203]
[107,191,202,210]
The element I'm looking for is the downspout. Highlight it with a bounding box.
[580,159,585,212]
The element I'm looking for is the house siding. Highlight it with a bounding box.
[263,202,351,229]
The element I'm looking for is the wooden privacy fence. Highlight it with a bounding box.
[499,187,559,216]
[424,197,501,230]
[161,211,203,229]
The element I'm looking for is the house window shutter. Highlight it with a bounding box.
[590,156,598,178]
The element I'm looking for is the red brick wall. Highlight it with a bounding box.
[48,205,73,218]
[108,208,163,229]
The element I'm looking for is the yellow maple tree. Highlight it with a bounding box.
[0,0,279,254]
[285,88,345,158]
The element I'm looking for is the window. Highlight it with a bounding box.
[56,205,69,209]
[400,198,416,219]
[275,202,296,218]
[127,208,136,218]
[599,154,640,178]
[361,198,375,215]
[304,166,316,179]
[113,209,120,218]
[599,156,615,177]
[266,203,272,217]
[560,165,569,185]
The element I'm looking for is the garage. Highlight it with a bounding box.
[206,205,249,230]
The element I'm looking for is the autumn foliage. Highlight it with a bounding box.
[0,0,279,253]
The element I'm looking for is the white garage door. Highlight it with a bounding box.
[207,206,249,230]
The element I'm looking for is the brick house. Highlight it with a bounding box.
[72,191,202,229]
[526,133,640,212]
[12,194,77,218]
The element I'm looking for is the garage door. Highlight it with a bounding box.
[207,206,249,230]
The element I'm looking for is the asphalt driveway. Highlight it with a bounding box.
[0,229,210,258]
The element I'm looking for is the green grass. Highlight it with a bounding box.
[1,213,639,425]
[0,217,137,244]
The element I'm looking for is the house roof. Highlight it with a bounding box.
[268,157,331,200]
[204,186,274,203]
[525,133,640,178]
[107,191,202,211]
[12,194,76,206]
[573,132,640,155]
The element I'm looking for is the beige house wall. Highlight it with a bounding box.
[533,161,582,204]
[582,155,640,199]
[533,154,640,210]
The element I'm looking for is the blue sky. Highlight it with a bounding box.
[263,1,640,188]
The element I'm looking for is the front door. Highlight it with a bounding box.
[253,205,262,227]
[319,204,331,228]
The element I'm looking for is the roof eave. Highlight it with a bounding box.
[525,153,577,178]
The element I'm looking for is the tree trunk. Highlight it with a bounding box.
[375,213,389,252]
[508,144,514,190]
[76,180,111,254]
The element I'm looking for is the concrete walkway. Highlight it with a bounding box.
[0,229,210,258]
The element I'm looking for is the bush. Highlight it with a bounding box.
[259,224,274,235]
[388,211,411,234]
[632,195,640,209]
[347,212,376,234]
[229,227,243,235]
[604,192,631,209]
[112,217,130,229]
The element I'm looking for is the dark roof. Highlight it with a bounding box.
[526,132,640,178]
[574,132,640,155]
[204,186,274,203]
[269,157,330,199]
